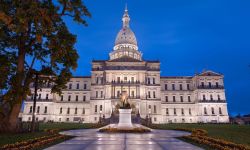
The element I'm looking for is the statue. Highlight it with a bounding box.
[120,91,131,109]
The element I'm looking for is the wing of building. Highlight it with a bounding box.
[21,7,229,124]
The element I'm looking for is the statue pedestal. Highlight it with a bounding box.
[118,109,133,128]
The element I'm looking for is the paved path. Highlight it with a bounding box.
[45,129,203,150]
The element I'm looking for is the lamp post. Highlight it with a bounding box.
[99,110,102,124]
[148,108,152,125]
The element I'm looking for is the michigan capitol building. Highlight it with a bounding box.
[21,7,229,124]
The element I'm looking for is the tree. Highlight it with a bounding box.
[0,0,91,132]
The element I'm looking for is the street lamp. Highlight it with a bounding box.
[148,108,152,125]
[99,110,102,123]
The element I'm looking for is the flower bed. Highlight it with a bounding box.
[0,129,68,150]
[182,129,250,150]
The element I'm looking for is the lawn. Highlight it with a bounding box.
[151,124,250,147]
[0,123,105,147]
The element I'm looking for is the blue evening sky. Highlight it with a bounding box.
[64,0,250,116]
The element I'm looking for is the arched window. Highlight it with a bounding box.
[204,107,207,115]
[219,107,222,115]
[210,95,213,101]
[60,107,62,114]
[211,107,215,115]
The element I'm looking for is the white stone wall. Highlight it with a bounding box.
[21,70,229,124]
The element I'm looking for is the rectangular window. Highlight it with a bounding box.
[153,105,156,113]
[153,91,156,98]
[101,91,103,98]
[75,108,77,114]
[131,77,134,83]
[179,84,182,90]
[44,106,47,114]
[209,82,212,88]
[189,108,192,115]
[165,84,168,90]
[67,108,70,114]
[96,91,98,98]
[76,83,79,89]
[187,84,190,90]
[166,108,169,115]
[172,84,175,90]
[218,95,221,100]
[131,91,135,97]
[124,77,127,82]
[148,78,150,84]
[69,83,72,89]
[153,78,155,84]
[83,95,86,101]
[173,96,176,102]
[68,95,71,101]
[76,95,78,101]
[100,105,103,112]
[84,84,87,89]
[82,108,85,114]
[181,108,184,115]
[165,96,168,102]
[61,95,63,101]
[180,96,183,102]
[117,77,120,82]
[46,94,48,100]
[95,105,97,113]
[210,95,213,101]
[201,82,204,87]
[188,96,191,102]
[174,108,176,115]
[38,94,41,99]
[203,95,206,100]
[216,82,219,88]
[148,91,151,98]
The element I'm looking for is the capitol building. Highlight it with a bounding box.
[21,7,229,124]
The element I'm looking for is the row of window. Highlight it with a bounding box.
[61,95,87,102]
[200,82,220,88]
[68,83,88,90]
[95,91,104,98]
[31,93,50,100]
[165,95,191,102]
[164,84,190,91]
[59,107,85,115]
[146,77,157,84]
[29,106,47,114]
[147,91,157,98]
[202,94,221,101]
[165,108,192,115]
[204,107,223,115]
[94,105,103,113]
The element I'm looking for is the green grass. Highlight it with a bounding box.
[151,124,250,146]
[0,123,104,147]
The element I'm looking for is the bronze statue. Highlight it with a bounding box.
[120,91,130,109]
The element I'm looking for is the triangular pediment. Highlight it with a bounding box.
[198,70,222,76]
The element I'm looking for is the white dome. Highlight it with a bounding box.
[115,27,137,46]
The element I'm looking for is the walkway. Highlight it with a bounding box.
[45,129,203,150]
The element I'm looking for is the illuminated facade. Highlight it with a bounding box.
[21,7,229,124]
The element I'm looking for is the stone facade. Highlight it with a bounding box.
[20,7,229,124]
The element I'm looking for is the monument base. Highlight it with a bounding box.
[118,109,133,128]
